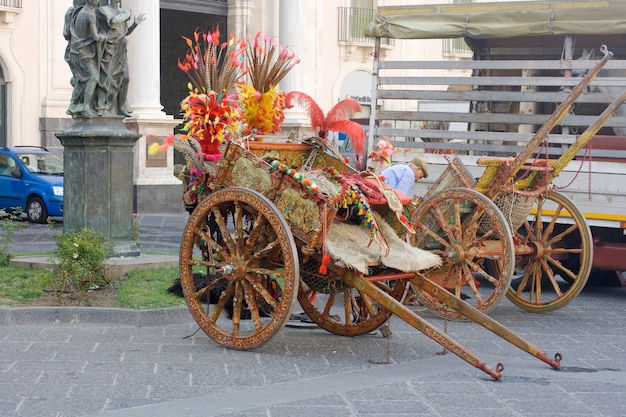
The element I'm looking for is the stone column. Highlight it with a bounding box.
[124,0,165,118]
[122,0,182,213]
[57,119,141,257]
[228,0,254,39]
[279,0,310,134]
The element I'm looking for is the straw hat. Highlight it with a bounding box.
[410,157,429,178]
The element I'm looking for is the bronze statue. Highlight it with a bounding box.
[64,0,145,118]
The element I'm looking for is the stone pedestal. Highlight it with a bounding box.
[56,118,141,257]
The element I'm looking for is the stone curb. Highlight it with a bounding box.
[0,305,193,327]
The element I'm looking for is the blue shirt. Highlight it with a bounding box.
[380,164,415,196]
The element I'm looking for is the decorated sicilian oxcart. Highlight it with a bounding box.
[177,134,568,381]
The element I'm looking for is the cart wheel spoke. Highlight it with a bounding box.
[323,293,337,317]
[463,263,485,306]
[544,255,577,284]
[212,283,234,322]
[515,266,533,298]
[210,205,236,255]
[507,190,592,312]
[196,228,229,260]
[241,280,264,330]
[472,259,497,286]
[180,187,299,350]
[245,273,280,309]
[546,223,580,247]
[195,276,227,302]
[540,258,562,297]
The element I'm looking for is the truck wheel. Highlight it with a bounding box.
[26,197,48,224]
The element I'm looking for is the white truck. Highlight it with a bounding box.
[364,0,626,314]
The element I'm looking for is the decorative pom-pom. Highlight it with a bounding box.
[319,253,331,275]
[147,142,160,155]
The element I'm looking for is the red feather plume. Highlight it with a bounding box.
[325,98,361,125]
[285,91,325,133]
[285,91,365,154]
[327,119,365,154]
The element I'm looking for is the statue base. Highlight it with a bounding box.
[56,117,142,257]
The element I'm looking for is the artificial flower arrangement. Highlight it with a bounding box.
[150,28,301,161]
[367,139,396,170]
[239,33,300,136]
[149,27,247,160]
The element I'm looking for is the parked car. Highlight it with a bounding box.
[0,146,64,223]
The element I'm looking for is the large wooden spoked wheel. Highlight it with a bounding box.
[297,262,407,336]
[179,187,299,350]
[506,190,592,312]
[411,188,515,319]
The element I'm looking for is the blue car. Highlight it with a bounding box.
[0,146,64,223]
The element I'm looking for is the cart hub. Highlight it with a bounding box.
[446,244,466,264]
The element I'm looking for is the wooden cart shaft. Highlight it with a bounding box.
[550,86,626,177]
[486,46,613,198]
[345,271,562,381]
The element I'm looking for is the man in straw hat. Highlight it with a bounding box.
[380,157,429,197]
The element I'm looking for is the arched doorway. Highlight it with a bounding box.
[339,70,372,119]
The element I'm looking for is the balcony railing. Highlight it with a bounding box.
[0,0,21,8]
[338,7,394,46]
[443,37,473,56]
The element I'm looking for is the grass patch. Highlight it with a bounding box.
[116,267,186,309]
[0,267,53,305]
[0,265,186,310]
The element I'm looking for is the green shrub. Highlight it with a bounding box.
[50,227,114,295]
[0,209,25,267]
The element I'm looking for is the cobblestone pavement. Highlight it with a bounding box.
[1,285,625,417]
[2,215,626,416]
